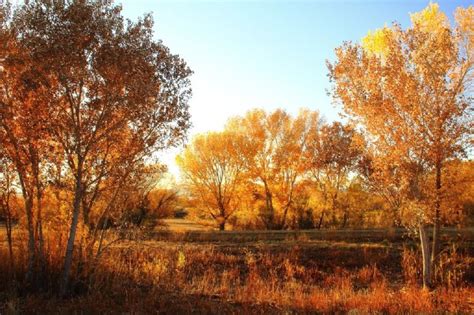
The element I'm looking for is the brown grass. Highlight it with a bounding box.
[0,229,473,314]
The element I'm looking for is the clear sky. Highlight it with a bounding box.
[119,0,471,177]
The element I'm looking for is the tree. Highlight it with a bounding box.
[305,122,363,228]
[4,0,192,295]
[0,152,17,273]
[328,3,473,287]
[177,131,246,230]
[357,148,404,227]
[148,187,180,219]
[0,3,52,285]
[226,109,320,229]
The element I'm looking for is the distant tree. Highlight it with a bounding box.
[83,162,164,257]
[226,109,320,230]
[148,188,180,219]
[447,160,474,226]
[177,132,246,230]
[357,149,404,227]
[305,122,363,228]
[328,3,473,287]
[3,0,192,295]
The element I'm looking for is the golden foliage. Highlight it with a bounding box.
[177,131,246,230]
[329,3,473,227]
[410,2,449,33]
[362,27,393,57]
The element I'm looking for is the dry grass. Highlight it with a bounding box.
[0,228,473,314]
[150,225,474,243]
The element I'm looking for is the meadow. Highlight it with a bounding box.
[1,225,473,314]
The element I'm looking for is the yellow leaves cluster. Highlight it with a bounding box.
[455,6,474,36]
[362,27,393,57]
[455,6,474,60]
[410,2,449,34]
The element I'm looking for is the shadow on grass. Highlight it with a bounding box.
[0,266,300,314]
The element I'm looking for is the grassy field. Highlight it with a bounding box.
[155,223,474,244]
[1,223,473,313]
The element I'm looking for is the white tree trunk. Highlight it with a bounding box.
[60,165,83,296]
[419,224,432,289]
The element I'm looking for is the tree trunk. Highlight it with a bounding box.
[82,198,91,229]
[4,204,14,273]
[331,192,338,227]
[1,187,15,273]
[280,178,296,230]
[280,205,290,230]
[31,155,46,282]
[341,211,348,228]
[219,220,226,231]
[317,211,324,229]
[431,161,442,275]
[35,189,46,288]
[419,224,432,289]
[60,165,83,297]
[263,181,275,229]
[24,196,36,287]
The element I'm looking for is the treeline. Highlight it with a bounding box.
[177,108,473,231]
[0,1,191,295]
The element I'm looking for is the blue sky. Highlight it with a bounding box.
[119,0,471,176]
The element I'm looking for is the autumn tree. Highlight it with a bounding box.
[0,2,52,286]
[105,163,165,228]
[80,163,166,263]
[227,109,320,229]
[305,122,363,228]
[177,131,246,230]
[148,187,180,219]
[448,160,474,226]
[4,0,192,295]
[328,3,473,287]
[356,147,405,227]
[0,151,17,272]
